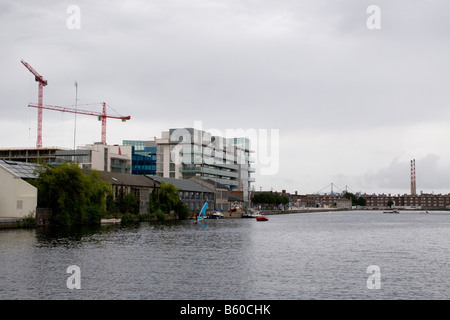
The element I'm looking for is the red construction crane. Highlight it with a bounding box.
[28,102,131,145]
[22,59,130,146]
[21,59,47,148]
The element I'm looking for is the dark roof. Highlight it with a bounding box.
[0,160,41,179]
[147,175,214,193]
[97,171,160,188]
[198,178,229,190]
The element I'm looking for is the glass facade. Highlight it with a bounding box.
[123,141,157,175]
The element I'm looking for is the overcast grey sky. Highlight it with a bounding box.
[1,0,450,195]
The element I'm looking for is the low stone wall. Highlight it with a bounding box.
[260,208,344,215]
[0,218,22,229]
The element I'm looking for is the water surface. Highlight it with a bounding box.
[1,210,449,299]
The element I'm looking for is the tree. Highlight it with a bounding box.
[387,200,394,208]
[344,192,367,206]
[343,192,357,205]
[149,181,189,220]
[174,201,190,220]
[110,186,141,215]
[357,197,367,206]
[106,193,117,214]
[32,163,110,226]
[251,192,289,206]
[158,181,181,214]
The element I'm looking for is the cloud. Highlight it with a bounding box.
[2,1,450,194]
[360,154,450,194]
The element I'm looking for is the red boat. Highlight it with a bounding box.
[256,216,268,221]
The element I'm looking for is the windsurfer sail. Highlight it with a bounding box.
[197,202,208,222]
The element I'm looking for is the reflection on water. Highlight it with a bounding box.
[1,211,450,299]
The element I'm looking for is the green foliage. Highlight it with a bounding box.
[32,163,110,226]
[106,193,117,214]
[343,192,366,206]
[16,211,36,228]
[357,196,367,206]
[174,201,190,220]
[113,188,140,214]
[120,213,137,225]
[137,213,151,221]
[158,181,180,213]
[251,192,289,206]
[154,209,166,221]
[343,192,357,205]
[122,193,139,214]
[149,181,189,220]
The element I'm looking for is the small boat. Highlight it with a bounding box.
[256,216,268,221]
[242,209,262,218]
[210,211,224,219]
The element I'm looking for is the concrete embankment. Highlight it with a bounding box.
[0,218,23,229]
[260,208,345,215]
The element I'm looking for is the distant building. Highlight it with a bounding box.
[285,191,450,210]
[54,143,132,174]
[123,140,157,175]
[335,198,352,209]
[0,147,64,163]
[149,175,215,213]
[0,160,38,218]
[363,192,450,210]
[155,128,254,203]
[190,177,229,212]
[97,171,160,214]
[305,194,352,209]
[0,143,133,175]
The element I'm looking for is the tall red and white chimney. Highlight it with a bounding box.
[410,159,416,196]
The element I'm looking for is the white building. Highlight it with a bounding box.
[155,128,254,202]
[55,143,132,174]
[0,160,38,218]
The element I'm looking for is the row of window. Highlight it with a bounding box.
[178,191,214,201]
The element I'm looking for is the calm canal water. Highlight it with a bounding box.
[1,210,450,300]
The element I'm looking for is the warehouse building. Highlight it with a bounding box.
[0,160,38,219]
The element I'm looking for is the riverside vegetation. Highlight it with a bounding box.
[29,163,190,227]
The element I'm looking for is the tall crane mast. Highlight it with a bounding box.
[22,60,130,147]
[21,59,47,148]
[28,102,131,145]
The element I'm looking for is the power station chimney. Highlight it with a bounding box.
[410,159,416,196]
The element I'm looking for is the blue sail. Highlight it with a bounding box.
[197,202,208,221]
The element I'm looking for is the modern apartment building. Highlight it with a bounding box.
[0,147,64,163]
[155,128,254,202]
[0,144,132,174]
[123,140,157,175]
[54,143,132,174]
